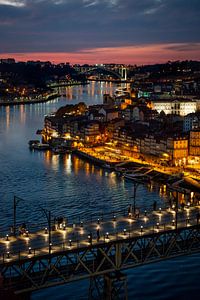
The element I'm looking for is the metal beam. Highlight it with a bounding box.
[0,224,200,296]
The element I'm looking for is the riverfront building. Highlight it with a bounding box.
[151,98,198,116]
[189,130,200,157]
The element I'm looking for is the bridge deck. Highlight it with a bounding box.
[0,205,199,265]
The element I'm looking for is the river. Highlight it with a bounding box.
[0,81,199,299]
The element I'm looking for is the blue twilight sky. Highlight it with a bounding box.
[0,0,200,64]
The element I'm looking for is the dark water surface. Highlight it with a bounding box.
[0,82,199,299]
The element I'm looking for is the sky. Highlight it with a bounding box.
[0,0,200,64]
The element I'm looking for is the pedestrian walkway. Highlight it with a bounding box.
[0,204,199,264]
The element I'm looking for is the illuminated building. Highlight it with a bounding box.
[151,98,197,116]
[167,137,188,166]
[189,130,200,157]
[106,119,125,139]
[83,122,100,143]
[140,135,188,166]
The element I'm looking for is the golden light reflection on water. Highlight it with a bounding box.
[6,106,10,130]
[66,87,73,100]
[43,150,52,166]
[99,168,103,177]
[64,154,72,175]
[107,172,118,187]
[51,154,59,170]
[44,151,121,187]
[159,185,167,198]
[73,156,80,175]
[57,81,119,104]
[85,162,91,177]
[20,105,26,125]
[91,82,95,97]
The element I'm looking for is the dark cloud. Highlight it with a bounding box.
[164,43,200,52]
[0,0,200,53]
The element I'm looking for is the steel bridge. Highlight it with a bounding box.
[81,67,127,80]
[0,216,200,299]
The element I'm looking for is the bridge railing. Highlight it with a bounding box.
[1,201,197,238]
[1,215,199,266]
[1,202,169,237]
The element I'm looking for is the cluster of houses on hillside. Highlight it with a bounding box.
[43,85,200,167]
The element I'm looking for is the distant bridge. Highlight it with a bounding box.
[81,66,127,81]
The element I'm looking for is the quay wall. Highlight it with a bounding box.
[74,149,117,169]
[0,93,59,106]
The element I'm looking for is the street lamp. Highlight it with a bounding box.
[175,192,179,230]
[131,181,140,214]
[40,206,52,254]
[13,195,24,237]
[169,192,179,230]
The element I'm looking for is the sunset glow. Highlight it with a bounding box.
[1,43,200,65]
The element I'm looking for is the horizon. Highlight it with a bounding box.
[1,43,200,66]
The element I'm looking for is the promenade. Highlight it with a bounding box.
[0,92,59,106]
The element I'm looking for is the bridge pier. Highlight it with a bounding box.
[88,272,128,300]
[88,276,104,299]
[104,272,128,300]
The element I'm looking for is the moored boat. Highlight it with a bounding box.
[28,140,40,146]
[52,146,71,154]
[124,173,150,182]
[31,143,50,150]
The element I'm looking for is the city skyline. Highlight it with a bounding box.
[0,0,200,64]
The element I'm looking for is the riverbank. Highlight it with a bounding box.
[74,149,120,169]
[87,78,133,84]
[0,92,60,106]
[74,147,172,178]
[73,147,200,197]
[47,81,89,88]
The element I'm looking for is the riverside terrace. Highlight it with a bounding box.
[1,202,200,299]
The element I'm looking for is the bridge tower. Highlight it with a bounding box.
[119,67,127,81]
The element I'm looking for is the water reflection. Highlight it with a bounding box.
[0,81,167,231]
[51,154,59,171]
[64,154,72,175]
[20,105,26,125]
[6,106,10,130]
[43,150,51,166]
[1,81,199,300]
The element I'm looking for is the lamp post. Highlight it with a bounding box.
[40,207,52,254]
[175,192,179,230]
[131,181,140,214]
[13,195,24,237]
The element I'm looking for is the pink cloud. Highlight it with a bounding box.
[0,43,200,64]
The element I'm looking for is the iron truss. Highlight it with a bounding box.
[0,224,200,295]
